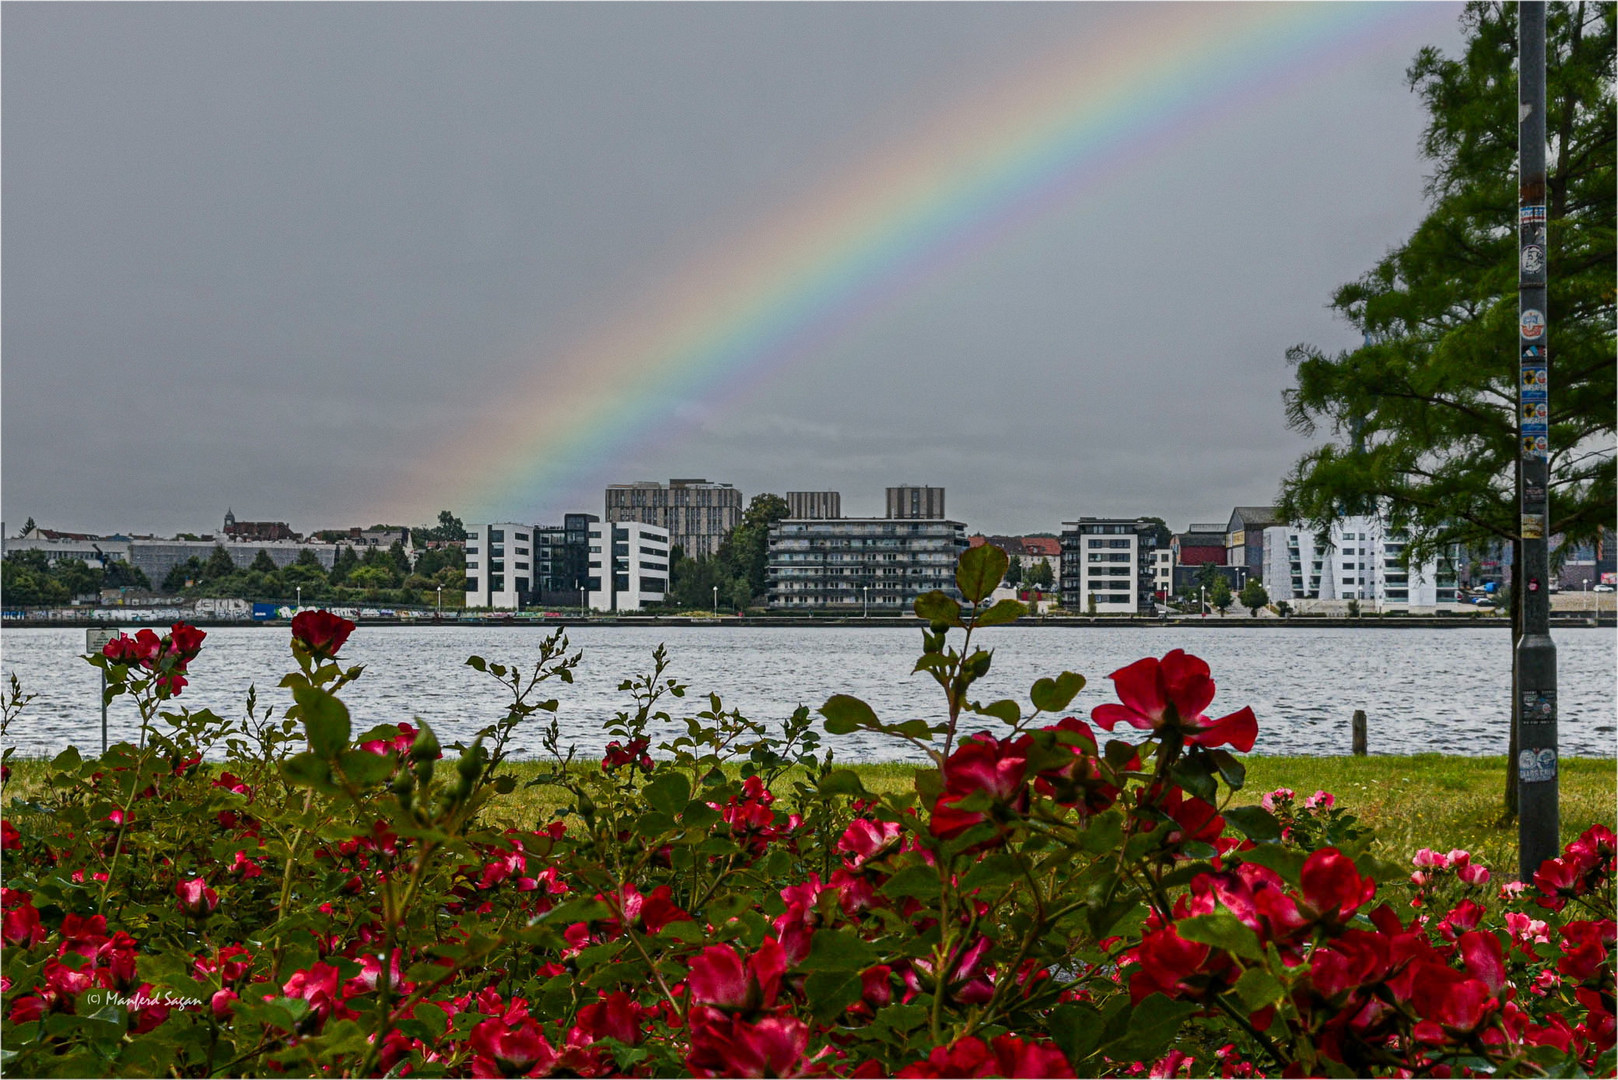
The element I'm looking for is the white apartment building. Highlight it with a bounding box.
[587,522,670,612]
[1059,518,1168,615]
[464,523,541,610]
[1153,548,1173,599]
[1260,515,1459,611]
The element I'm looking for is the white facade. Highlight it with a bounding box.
[1153,548,1172,598]
[1060,519,1164,615]
[464,523,539,610]
[587,522,670,612]
[1261,516,1459,611]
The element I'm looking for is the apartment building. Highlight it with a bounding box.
[586,521,670,612]
[605,479,742,559]
[464,524,541,609]
[766,517,967,609]
[1260,514,1459,610]
[1059,518,1169,615]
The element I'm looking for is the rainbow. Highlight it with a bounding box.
[394,2,1451,522]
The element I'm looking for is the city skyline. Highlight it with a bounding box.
[4,4,1464,536]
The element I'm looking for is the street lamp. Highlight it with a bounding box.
[580,584,586,614]
[436,584,442,617]
[295,585,301,610]
[863,584,869,619]
[712,584,718,615]
[1200,585,1206,618]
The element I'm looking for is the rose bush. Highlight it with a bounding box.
[1,543,1612,1078]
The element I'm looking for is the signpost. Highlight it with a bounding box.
[85,627,118,756]
[1515,1,1558,881]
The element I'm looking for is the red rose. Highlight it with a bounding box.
[175,877,218,918]
[1091,650,1258,752]
[291,609,355,660]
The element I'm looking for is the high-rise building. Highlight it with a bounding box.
[1059,518,1170,615]
[605,479,742,559]
[787,491,841,520]
[886,485,945,520]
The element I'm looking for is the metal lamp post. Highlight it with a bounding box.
[1200,585,1206,618]
[863,585,869,619]
[1515,0,1558,879]
[436,584,442,617]
[712,584,718,614]
[296,585,301,611]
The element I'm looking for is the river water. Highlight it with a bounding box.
[1,625,1613,761]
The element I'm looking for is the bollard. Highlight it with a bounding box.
[1352,710,1368,756]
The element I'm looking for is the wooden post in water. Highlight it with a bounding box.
[1352,710,1368,756]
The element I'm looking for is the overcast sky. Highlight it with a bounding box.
[2,2,1465,537]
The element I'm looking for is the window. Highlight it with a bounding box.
[492,575,504,591]
[515,561,528,570]
[467,560,479,569]
[490,530,504,543]
[465,578,479,591]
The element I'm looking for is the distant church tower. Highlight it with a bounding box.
[224,508,236,535]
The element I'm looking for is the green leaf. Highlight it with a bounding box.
[1224,805,1282,842]
[292,684,350,758]
[1030,672,1086,714]
[970,698,1021,726]
[1048,1002,1104,1066]
[957,543,1009,603]
[1078,809,1123,854]
[913,591,962,627]
[803,928,877,971]
[804,969,865,1023]
[1169,755,1217,803]
[816,770,870,798]
[819,694,879,735]
[679,800,721,829]
[1206,747,1246,790]
[280,752,337,792]
[643,772,691,818]
[974,598,1025,626]
[634,811,676,837]
[336,749,396,787]
[465,656,487,671]
[1105,993,1200,1062]
[887,718,937,740]
[1233,967,1285,1011]
[879,866,941,901]
[1176,913,1264,961]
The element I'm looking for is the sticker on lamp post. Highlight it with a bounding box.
[1518,748,1558,783]
[1520,310,1546,340]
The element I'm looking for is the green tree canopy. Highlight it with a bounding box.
[203,545,237,581]
[1239,578,1270,616]
[1280,2,1614,564]
[1004,554,1023,586]
[1209,576,1234,615]
[249,549,279,574]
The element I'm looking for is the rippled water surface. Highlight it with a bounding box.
[2,625,1613,760]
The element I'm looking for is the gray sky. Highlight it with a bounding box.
[3,2,1465,537]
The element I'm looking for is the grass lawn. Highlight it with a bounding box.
[476,754,1615,873]
[7,754,1611,877]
